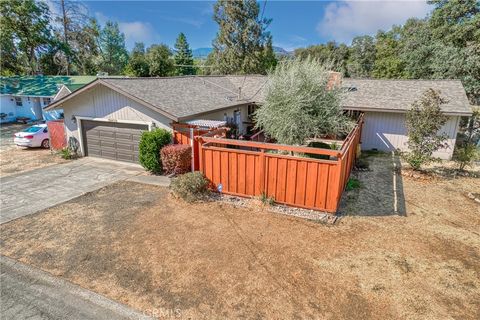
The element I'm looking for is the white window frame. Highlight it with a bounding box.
[75,116,154,156]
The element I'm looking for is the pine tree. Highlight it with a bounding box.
[174,33,195,75]
[97,21,129,75]
[211,0,273,74]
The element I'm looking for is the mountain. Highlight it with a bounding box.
[273,46,292,56]
[192,46,293,59]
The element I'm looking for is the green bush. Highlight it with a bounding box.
[59,147,74,160]
[453,143,479,171]
[304,141,333,160]
[138,128,172,173]
[346,178,361,191]
[170,172,210,202]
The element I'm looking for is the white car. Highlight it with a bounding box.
[13,124,50,148]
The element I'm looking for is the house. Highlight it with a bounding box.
[0,76,96,123]
[45,75,472,164]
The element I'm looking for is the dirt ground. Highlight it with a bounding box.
[0,122,68,177]
[0,147,68,177]
[0,155,479,319]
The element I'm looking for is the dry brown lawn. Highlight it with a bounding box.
[1,156,479,319]
[0,147,68,177]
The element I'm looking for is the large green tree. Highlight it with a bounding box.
[97,21,128,75]
[125,42,149,76]
[347,35,376,77]
[0,0,53,74]
[294,42,350,75]
[211,0,273,74]
[146,44,173,77]
[372,28,406,78]
[174,33,195,75]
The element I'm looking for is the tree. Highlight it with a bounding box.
[403,89,449,170]
[261,36,277,73]
[125,42,149,76]
[254,58,353,145]
[372,29,406,78]
[347,35,376,78]
[49,0,100,75]
[146,44,173,76]
[211,0,273,74]
[97,21,128,75]
[453,107,480,170]
[428,0,480,47]
[0,0,53,74]
[294,42,350,75]
[398,18,435,79]
[173,33,195,75]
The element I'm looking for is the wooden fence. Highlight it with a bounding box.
[172,123,216,171]
[46,120,67,150]
[196,115,364,213]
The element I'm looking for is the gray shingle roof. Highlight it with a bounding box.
[49,75,472,118]
[341,79,472,115]
[101,76,267,120]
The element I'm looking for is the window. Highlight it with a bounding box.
[23,126,42,133]
[14,97,22,107]
[43,97,51,105]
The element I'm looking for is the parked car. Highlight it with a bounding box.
[13,124,50,148]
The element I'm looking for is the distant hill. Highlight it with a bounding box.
[192,46,292,59]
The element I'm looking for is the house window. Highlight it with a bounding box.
[43,97,51,105]
[14,97,22,107]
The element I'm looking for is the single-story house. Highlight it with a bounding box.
[0,76,96,123]
[45,75,472,163]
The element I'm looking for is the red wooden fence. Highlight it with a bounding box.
[47,120,66,150]
[196,115,364,213]
[172,123,222,171]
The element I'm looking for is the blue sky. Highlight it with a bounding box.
[79,0,432,51]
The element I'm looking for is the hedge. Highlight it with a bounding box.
[161,144,192,175]
[138,128,172,173]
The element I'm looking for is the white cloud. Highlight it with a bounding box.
[94,12,160,49]
[317,0,431,44]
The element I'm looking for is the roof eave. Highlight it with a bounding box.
[342,105,473,116]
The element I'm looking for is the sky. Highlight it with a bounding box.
[81,0,433,51]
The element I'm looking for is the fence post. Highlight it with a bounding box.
[259,149,266,195]
[198,137,204,173]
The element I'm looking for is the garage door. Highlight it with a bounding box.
[81,120,148,163]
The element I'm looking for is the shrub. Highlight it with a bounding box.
[161,144,192,175]
[170,172,210,202]
[305,141,334,160]
[139,128,172,173]
[453,143,479,171]
[254,57,354,146]
[59,147,74,160]
[403,89,448,170]
[345,178,361,191]
[259,192,275,206]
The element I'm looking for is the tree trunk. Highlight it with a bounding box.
[61,0,70,75]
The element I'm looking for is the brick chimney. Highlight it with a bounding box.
[327,71,342,90]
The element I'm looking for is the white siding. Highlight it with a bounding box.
[62,85,173,154]
[361,111,460,160]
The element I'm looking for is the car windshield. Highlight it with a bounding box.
[23,126,43,133]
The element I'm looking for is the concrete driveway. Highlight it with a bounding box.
[0,157,167,224]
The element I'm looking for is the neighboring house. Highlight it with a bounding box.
[45,75,472,164]
[0,76,96,123]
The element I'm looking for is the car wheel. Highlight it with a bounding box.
[41,139,50,149]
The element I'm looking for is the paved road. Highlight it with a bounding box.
[0,158,147,224]
[0,255,151,320]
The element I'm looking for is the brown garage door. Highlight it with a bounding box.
[81,120,148,163]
